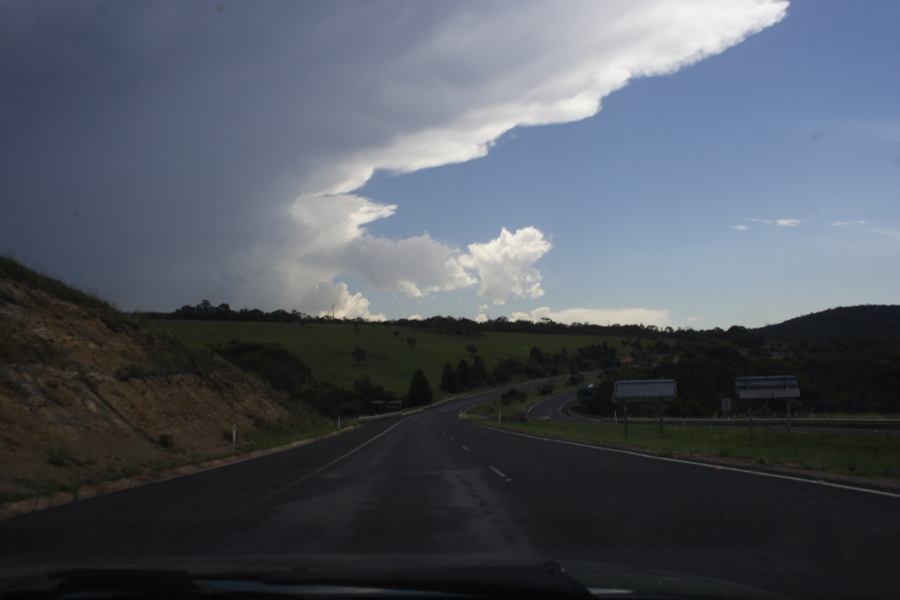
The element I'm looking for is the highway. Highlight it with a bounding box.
[526,388,580,422]
[1,384,898,599]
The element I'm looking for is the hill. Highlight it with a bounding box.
[153,319,619,397]
[756,305,900,342]
[0,257,322,503]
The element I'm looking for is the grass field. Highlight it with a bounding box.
[152,320,617,396]
[487,420,900,481]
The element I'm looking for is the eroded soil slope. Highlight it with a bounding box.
[0,260,297,501]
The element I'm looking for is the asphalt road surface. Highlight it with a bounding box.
[2,383,898,599]
[526,388,580,422]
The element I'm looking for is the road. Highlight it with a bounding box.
[2,384,898,599]
[526,388,580,422]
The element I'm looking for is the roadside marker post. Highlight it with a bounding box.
[231,424,237,450]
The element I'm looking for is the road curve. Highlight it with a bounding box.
[526,388,581,422]
[1,384,898,599]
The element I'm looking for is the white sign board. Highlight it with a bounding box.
[721,397,732,415]
[735,376,800,400]
[613,379,677,403]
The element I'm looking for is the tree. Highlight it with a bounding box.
[406,369,433,407]
[456,359,473,390]
[466,344,478,355]
[352,345,366,365]
[440,362,458,393]
[471,355,489,386]
[528,346,546,365]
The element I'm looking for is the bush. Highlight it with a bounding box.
[47,446,72,467]
[538,383,554,395]
[211,340,311,397]
[501,387,527,405]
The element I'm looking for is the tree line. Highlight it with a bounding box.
[211,340,432,419]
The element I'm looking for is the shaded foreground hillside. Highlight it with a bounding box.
[0,258,317,502]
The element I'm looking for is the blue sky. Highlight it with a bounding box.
[1,0,897,327]
[359,0,900,327]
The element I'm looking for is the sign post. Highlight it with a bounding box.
[735,376,801,437]
[612,379,677,438]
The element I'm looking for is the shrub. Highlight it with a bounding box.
[500,387,527,405]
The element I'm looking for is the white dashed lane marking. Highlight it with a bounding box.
[489,465,512,482]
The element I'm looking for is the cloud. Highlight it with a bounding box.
[831,220,868,227]
[874,228,900,242]
[685,315,701,323]
[510,306,671,327]
[743,217,802,228]
[731,224,749,231]
[305,281,386,321]
[474,313,489,324]
[0,1,789,314]
[459,227,552,305]
[407,313,423,321]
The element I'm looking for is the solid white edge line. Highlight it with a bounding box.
[485,427,900,500]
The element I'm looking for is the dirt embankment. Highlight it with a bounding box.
[0,264,296,501]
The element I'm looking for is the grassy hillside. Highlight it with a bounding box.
[154,320,619,396]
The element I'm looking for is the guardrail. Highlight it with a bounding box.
[564,412,900,430]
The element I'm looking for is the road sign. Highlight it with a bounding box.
[612,379,677,436]
[735,376,800,400]
[735,375,800,434]
[613,379,677,403]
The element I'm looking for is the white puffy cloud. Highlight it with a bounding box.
[304,281,386,321]
[474,313,489,323]
[1,1,788,314]
[510,306,671,327]
[322,230,476,297]
[742,217,802,229]
[407,313,423,321]
[460,227,552,305]
[775,218,802,227]
[831,220,867,227]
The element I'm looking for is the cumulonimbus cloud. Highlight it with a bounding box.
[0,1,789,318]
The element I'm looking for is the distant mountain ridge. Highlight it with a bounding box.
[755,305,900,341]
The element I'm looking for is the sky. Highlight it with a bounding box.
[1,0,898,328]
